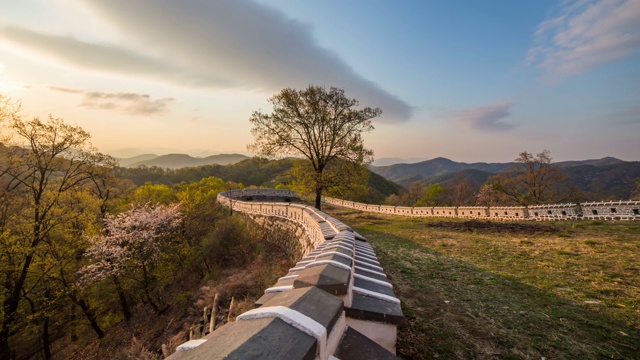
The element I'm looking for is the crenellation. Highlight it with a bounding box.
[489,206,528,221]
[412,207,433,217]
[395,206,413,215]
[324,197,639,221]
[581,200,640,220]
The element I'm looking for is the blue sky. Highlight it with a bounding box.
[0,0,638,163]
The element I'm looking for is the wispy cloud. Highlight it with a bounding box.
[611,105,640,124]
[0,26,230,88]
[527,0,640,78]
[446,100,515,132]
[0,0,412,122]
[46,86,174,115]
[48,85,84,94]
[80,92,174,116]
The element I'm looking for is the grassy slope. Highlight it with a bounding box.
[325,205,640,359]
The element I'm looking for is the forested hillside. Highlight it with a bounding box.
[370,157,514,185]
[562,162,640,200]
[0,113,298,359]
[119,157,294,187]
[118,157,402,204]
[372,156,640,202]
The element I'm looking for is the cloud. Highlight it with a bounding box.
[611,105,640,124]
[48,85,84,94]
[47,85,175,116]
[45,86,174,115]
[80,92,174,116]
[446,100,515,132]
[0,0,412,122]
[0,26,230,88]
[527,0,640,78]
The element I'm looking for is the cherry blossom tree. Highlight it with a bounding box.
[80,203,182,314]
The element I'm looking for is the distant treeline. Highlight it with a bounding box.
[118,157,294,187]
[118,157,403,204]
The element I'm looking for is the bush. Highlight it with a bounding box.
[203,216,260,268]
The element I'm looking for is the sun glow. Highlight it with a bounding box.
[0,63,22,94]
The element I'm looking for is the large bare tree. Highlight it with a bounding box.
[488,150,566,205]
[248,86,379,209]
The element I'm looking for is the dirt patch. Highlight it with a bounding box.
[426,220,559,235]
[355,213,382,220]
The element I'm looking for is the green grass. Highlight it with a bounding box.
[325,206,640,359]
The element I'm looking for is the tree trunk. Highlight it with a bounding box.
[0,327,12,360]
[141,264,160,313]
[42,316,52,360]
[71,296,104,338]
[112,276,132,321]
[314,188,322,210]
[1,251,35,360]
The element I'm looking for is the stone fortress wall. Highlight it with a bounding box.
[169,189,402,360]
[324,198,640,221]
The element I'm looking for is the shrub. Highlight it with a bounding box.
[203,216,259,268]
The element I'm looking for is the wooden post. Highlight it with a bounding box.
[209,293,219,333]
[203,306,210,335]
[227,296,236,323]
[161,344,169,358]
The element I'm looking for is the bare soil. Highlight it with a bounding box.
[425,220,560,234]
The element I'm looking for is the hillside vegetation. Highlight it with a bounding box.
[118,157,403,203]
[0,111,301,359]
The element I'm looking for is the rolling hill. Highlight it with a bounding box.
[370,156,639,200]
[120,153,250,169]
[371,156,630,187]
[562,162,640,200]
[370,157,515,186]
[118,154,159,167]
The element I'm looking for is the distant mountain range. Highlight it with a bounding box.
[370,157,515,185]
[370,156,639,200]
[372,157,427,166]
[118,153,250,169]
[370,156,626,186]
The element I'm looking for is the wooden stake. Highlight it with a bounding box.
[227,296,236,323]
[209,293,219,333]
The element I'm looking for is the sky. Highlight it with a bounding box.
[0,0,639,163]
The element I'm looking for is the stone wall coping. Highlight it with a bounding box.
[174,189,403,359]
[324,196,639,221]
[581,200,640,206]
[528,203,579,209]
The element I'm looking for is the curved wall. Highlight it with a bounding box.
[169,189,402,360]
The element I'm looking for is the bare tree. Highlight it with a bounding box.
[488,150,566,205]
[632,178,640,200]
[248,86,379,209]
[445,174,478,206]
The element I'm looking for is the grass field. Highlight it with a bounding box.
[324,205,640,360]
